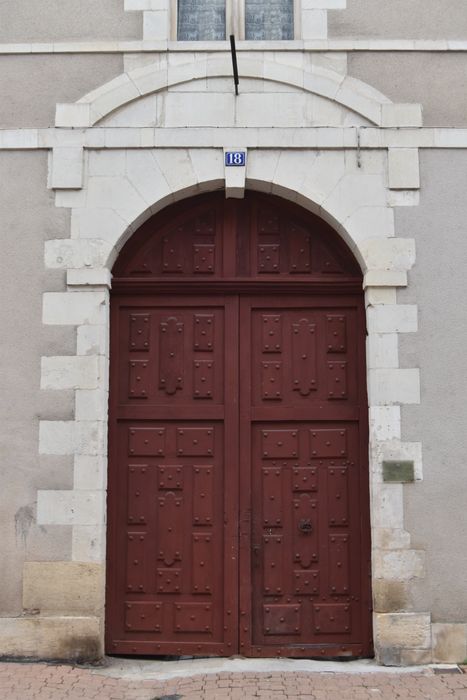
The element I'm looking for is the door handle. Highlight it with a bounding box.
[298,518,313,534]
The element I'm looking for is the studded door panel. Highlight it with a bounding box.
[242,298,371,657]
[107,299,237,656]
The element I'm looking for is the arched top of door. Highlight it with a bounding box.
[112,192,363,295]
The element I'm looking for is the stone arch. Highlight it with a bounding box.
[78,149,394,278]
[57,57,397,128]
[39,146,423,665]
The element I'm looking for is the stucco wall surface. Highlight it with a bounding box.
[329,0,467,40]
[0,0,141,42]
[349,53,467,128]
[0,56,124,128]
[0,152,75,615]
[397,150,467,622]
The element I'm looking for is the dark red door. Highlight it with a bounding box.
[238,297,371,657]
[106,192,372,658]
[107,296,239,656]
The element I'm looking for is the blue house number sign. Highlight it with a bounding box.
[225,151,246,166]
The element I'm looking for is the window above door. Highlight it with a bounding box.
[177,0,297,41]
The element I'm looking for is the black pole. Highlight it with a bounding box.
[230,34,239,96]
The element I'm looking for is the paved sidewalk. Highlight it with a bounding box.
[1,659,467,699]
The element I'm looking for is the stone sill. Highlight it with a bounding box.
[2,39,467,55]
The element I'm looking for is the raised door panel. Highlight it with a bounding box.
[250,306,358,410]
[107,297,238,656]
[240,296,371,658]
[118,306,225,407]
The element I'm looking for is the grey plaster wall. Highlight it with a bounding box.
[0,55,124,128]
[0,0,141,42]
[0,152,76,615]
[329,0,467,39]
[349,53,467,128]
[397,150,467,622]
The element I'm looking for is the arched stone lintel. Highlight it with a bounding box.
[49,148,415,279]
[55,56,422,129]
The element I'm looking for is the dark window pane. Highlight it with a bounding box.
[245,0,294,40]
[177,0,226,41]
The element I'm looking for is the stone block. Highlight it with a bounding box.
[67,268,112,288]
[336,78,382,125]
[143,10,169,40]
[388,190,420,207]
[322,172,387,226]
[364,270,408,288]
[74,455,108,491]
[87,74,140,124]
[71,208,128,246]
[369,406,401,441]
[375,613,432,650]
[377,645,402,666]
[55,104,91,128]
[365,288,398,306]
[372,484,404,529]
[368,368,420,405]
[72,525,106,563]
[344,206,395,244]
[45,239,114,270]
[301,10,328,39]
[224,148,247,199]
[153,149,198,198]
[373,579,409,613]
[367,305,418,334]
[50,147,84,190]
[0,616,102,662]
[300,151,346,208]
[41,356,101,391]
[37,490,105,526]
[43,291,108,326]
[432,623,467,663]
[88,150,126,177]
[125,150,174,212]
[373,549,425,581]
[23,562,104,616]
[367,333,399,369]
[75,389,109,422]
[360,238,416,271]
[75,421,107,456]
[382,104,423,128]
[77,325,109,357]
[236,93,309,128]
[129,61,169,96]
[372,528,412,550]
[388,149,420,190]
[86,176,147,224]
[189,148,224,192]
[400,648,433,665]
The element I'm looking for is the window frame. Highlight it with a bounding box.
[172,0,301,42]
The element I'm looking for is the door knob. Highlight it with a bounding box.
[298,518,313,533]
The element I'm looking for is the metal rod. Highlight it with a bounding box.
[230,34,239,96]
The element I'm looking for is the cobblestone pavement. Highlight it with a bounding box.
[1,661,467,699]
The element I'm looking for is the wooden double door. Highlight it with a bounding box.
[106,193,372,658]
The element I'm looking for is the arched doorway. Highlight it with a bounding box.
[106,191,372,659]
